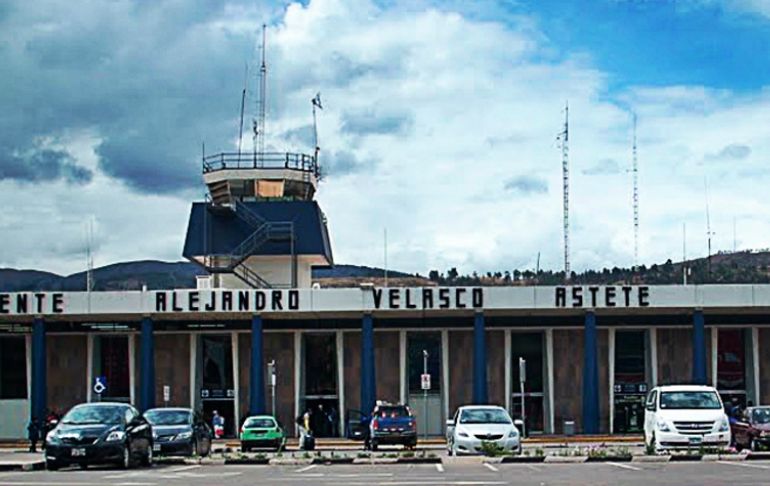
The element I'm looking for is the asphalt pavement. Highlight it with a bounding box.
[1,460,769,485]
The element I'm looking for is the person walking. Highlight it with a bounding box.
[212,410,225,439]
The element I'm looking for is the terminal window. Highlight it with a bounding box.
[0,336,27,399]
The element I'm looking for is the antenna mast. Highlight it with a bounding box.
[237,63,248,157]
[86,218,94,292]
[312,92,323,161]
[632,113,639,269]
[705,178,714,277]
[557,101,570,280]
[253,24,267,166]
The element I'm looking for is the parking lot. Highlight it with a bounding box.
[1,460,770,486]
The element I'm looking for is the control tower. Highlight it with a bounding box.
[182,151,333,288]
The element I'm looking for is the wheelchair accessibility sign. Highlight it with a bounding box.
[93,376,107,395]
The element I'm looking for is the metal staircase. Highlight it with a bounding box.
[200,200,295,288]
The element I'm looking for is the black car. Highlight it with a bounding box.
[144,408,212,457]
[45,402,153,470]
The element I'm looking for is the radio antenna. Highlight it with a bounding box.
[237,63,248,157]
[312,92,323,161]
[705,177,715,277]
[632,113,639,269]
[556,101,570,280]
[253,24,267,166]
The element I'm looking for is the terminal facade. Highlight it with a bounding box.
[1,138,769,441]
[1,285,770,439]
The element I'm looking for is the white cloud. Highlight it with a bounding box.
[2,0,769,277]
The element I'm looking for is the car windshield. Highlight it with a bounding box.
[659,391,722,410]
[459,409,511,424]
[144,410,191,426]
[62,405,125,425]
[377,406,410,418]
[752,408,770,424]
[244,418,276,428]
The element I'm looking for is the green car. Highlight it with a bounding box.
[240,415,286,452]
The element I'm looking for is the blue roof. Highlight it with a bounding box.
[183,201,333,266]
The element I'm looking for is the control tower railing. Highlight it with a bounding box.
[203,152,319,177]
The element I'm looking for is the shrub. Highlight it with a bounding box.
[480,441,505,457]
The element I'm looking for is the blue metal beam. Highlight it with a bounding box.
[692,310,708,385]
[30,318,46,422]
[250,315,266,415]
[139,317,155,412]
[582,311,600,434]
[472,312,488,404]
[360,314,376,414]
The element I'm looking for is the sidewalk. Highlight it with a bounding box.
[0,451,44,471]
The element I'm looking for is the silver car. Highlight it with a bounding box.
[446,405,521,456]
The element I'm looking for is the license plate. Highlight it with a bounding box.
[71,448,86,457]
[153,444,161,451]
[689,436,702,444]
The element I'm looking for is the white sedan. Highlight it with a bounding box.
[446,405,521,456]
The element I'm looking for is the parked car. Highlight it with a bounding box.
[731,406,770,451]
[446,405,520,456]
[143,408,212,457]
[365,403,417,451]
[240,415,286,452]
[44,402,153,470]
[644,385,731,453]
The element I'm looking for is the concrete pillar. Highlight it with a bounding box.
[139,317,155,412]
[249,315,266,415]
[360,314,376,414]
[692,310,708,385]
[472,312,488,404]
[582,311,599,434]
[30,318,47,422]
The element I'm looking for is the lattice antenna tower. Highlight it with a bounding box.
[252,24,267,164]
[632,113,639,269]
[556,101,570,279]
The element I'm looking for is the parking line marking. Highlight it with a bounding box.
[525,464,541,472]
[296,464,317,473]
[169,465,201,473]
[482,463,499,472]
[606,462,641,471]
[717,460,770,470]
[435,463,444,473]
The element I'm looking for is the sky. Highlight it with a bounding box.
[1,0,770,277]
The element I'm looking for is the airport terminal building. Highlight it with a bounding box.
[1,150,770,441]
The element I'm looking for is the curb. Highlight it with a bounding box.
[500,456,546,464]
[585,456,633,463]
[544,456,588,463]
[0,461,45,472]
[746,452,770,461]
[668,455,703,462]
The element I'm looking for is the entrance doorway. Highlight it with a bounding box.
[200,335,235,437]
[717,329,750,409]
[302,334,339,437]
[613,330,647,434]
[94,335,130,403]
[511,332,545,434]
[407,332,443,437]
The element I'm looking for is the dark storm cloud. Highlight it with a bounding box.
[705,143,751,161]
[0,1,266,194]
[582,158,621,175]
[340,109,413,136]
[281,125,316,150]
[503,175,547,194]
[0,149,92,185]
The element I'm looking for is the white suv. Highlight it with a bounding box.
[644,385,731,452]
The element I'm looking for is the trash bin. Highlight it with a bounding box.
[563,420,575,436]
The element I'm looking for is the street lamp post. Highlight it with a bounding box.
[519,357,527,438]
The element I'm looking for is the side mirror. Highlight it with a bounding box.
[513,419,524,432]
[445,419,455,428]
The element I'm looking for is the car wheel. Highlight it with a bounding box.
[142,445,153,467]
[371,440,378,452]
[192,439,198,456]
[45,459,59,471]
[120,445,132,469]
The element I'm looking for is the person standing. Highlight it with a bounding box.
[27,417,40,453]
